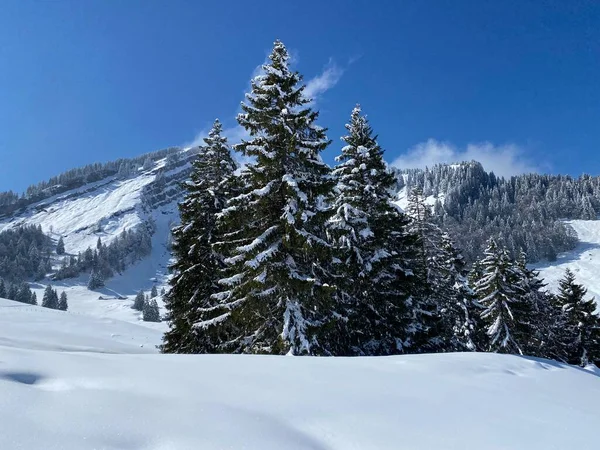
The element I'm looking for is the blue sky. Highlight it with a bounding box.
[0,0,599,192]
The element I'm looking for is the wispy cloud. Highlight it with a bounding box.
[391,139,542,178]
[183,54,347,159]
[304,60,344,104]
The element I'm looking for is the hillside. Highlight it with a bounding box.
[0,149,199,326]
[535,220,600,310]
[0,298,598,450]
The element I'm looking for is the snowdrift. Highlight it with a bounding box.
[1,299,599,450]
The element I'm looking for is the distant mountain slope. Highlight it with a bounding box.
[535,220,600,311]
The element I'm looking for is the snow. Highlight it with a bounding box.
[0,156,184,330]
[0,297,599,449]
[534,220,600,311]
[393,186,445,211]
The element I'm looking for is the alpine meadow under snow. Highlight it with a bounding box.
[1,299,599,450]
[0,38,599,449]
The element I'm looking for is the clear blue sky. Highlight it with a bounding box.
[1,0,599,192]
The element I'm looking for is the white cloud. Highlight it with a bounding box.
[391,139,542,178]
[304,60,344,104]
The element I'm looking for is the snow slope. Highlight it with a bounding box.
[0,154,191,327]
[0,298,162,353]
[534,220,600,309]
[0,298,598,450]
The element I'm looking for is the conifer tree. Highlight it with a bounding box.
[515,251,555,356]
[325,105,419,355]
[0,279,7,298]
[162,119,237,353]
[143,299,161,322]
[31,292,37,306]
[56,237,65,255]
[87,268,104,290]
[133,290,146,311]
[199,40,334,355]
[42,285,59,309]
[150,285,158,298]
[58,291,68,311]
[555,269,600,367]
[474,239,532,354]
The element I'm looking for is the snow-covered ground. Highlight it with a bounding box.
[0,298,598,450]
[535,220,600,310]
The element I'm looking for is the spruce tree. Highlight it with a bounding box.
[474,239,532,354]
[0,279,7,298]
[150,285,158,298]
[42,285,59,309]
[555,269,600,367]
[325,105,419,355]
[515,251,554,356]
[58,291,68,311]
[199,40,334,355]
[87,268,104,290]
[133,290,146,311]
[56,237,65,255]
[162,119,237,353]
[143,299,161,322]
[31,292,37,306]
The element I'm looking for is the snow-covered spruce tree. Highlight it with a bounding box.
[199,40,335,355]
[150,285,158,298]
[56,237,65,255]
[0,279,5,298]
[325,105,419,355]
[42,285,59,309]
[133,290,146,311]
[437,233,480,351]
[161,119,237,354]
[58,291,68,311]
[143,299,161,322]
[87,268,104,290]
[473,238,533,354]
[404,187,478,352]
[514,251,557,357]
[554,269,600,367]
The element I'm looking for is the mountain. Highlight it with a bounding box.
[0,147,199,327]
[0,152,599,328]
[0,297,598,449]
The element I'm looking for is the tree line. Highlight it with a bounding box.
[161,40,600,366]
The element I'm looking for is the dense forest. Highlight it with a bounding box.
[396,162,598,263]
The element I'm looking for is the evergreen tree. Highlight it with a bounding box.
[16,283,33,305]
[473,239,532,355]
[0,279,5,298]
[87,268,104,290]
[160,287,166,296]
[555,269,600,367]
[150,285,158,298]
[162,119,237,354]
[31,292,37,306]
[143,299,161,322]
[42,285,59,309]
[515,251,555,356]
[7,283,17,300]
[133,290,146,311]
[56,237,65,255]
[197,41,334,355]
[437,233,480,351]
[58,291,68,311]
[325,105,419,355]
